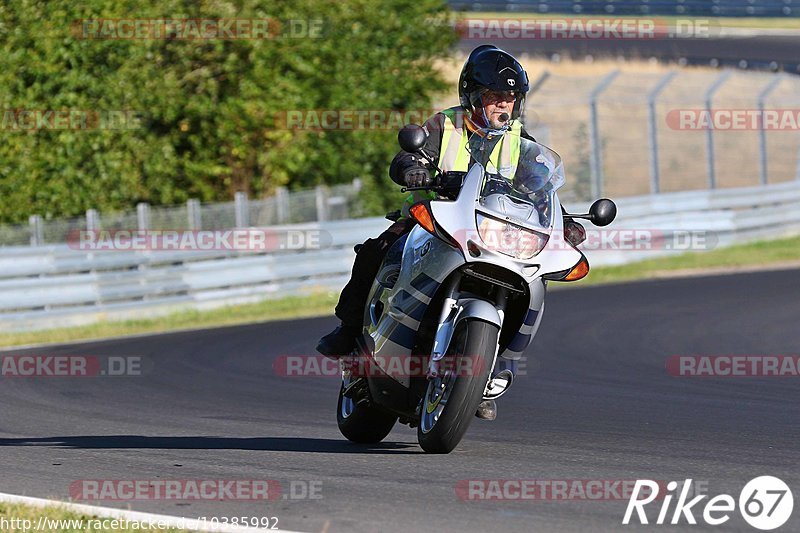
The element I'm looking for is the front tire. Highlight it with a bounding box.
[336,375,397,443]
[417,319,498,454]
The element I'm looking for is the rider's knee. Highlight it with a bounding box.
[354,237,386,257]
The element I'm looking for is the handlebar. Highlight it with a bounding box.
[401,171,466,200]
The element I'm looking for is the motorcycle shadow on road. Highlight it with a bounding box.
[0,436,421,454]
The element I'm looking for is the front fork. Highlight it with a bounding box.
[427,273,460,379]
[426,273,508,381]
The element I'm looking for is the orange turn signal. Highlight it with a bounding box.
[564,257,590,281]
[409,203,436,234]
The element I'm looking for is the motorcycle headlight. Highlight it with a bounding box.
[476,213,549,260]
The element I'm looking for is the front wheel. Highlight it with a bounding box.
[417,319,498,454]
[337,374,397,443]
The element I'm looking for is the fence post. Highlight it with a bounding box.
[315,185,329,222]
[276,186,289,223]
[704,71,732,189]
[757,74,784,186]
[647,70,678,194]
[529,70,551,95]
[796,146,800,181]
[136,202,150,231]
[86,209,99,232]
[187,199,201,230]
[347,179,364,219]
[28,215,43,246]
[525,71,550,124]
[234,191,249,227]
[589,70,619,199]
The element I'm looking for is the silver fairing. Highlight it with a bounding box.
[364,225,463,387]
[364,144,584,387]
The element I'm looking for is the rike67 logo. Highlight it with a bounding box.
[623,477,794,530]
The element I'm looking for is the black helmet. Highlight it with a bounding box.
[459,45,529,121]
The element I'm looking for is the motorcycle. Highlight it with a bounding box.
[336,124,617,453]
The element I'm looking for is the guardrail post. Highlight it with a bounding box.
[589,70,619,199]
[757,74,784,186]
[704,71,732,189]
[28,215,43,246]
[234,191,249,227]
[276,186,289,223]
[315,185,329,222]
[647,70,678,194]
[137,202,150,231]
[187,199,201,230]
[86,209,99,232]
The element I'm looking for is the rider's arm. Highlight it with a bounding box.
[388,113,446,186]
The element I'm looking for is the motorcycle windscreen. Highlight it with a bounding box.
[475,141,565,260]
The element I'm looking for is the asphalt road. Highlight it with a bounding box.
[1,269,799,532]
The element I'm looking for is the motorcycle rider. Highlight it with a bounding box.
[316,45,537,420]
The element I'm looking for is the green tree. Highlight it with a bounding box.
[0,0,455,223]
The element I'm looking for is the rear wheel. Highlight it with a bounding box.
[417,319,498,454]
[337,373,397,443]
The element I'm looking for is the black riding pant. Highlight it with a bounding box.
[334,217,416,327]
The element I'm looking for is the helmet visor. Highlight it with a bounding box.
[471,87,521,108]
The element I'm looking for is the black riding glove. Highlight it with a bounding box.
[403,166,431,188]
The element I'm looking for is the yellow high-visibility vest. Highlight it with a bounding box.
[437,106,522,177]
[402,106,523,217]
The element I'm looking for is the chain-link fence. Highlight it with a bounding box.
[525,67,800,203]
[7,180,363,247]
[6,66,800,247]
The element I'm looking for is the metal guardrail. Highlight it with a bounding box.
[450,0,800,17]
[1,180,363,248]
[2,181,800,332]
